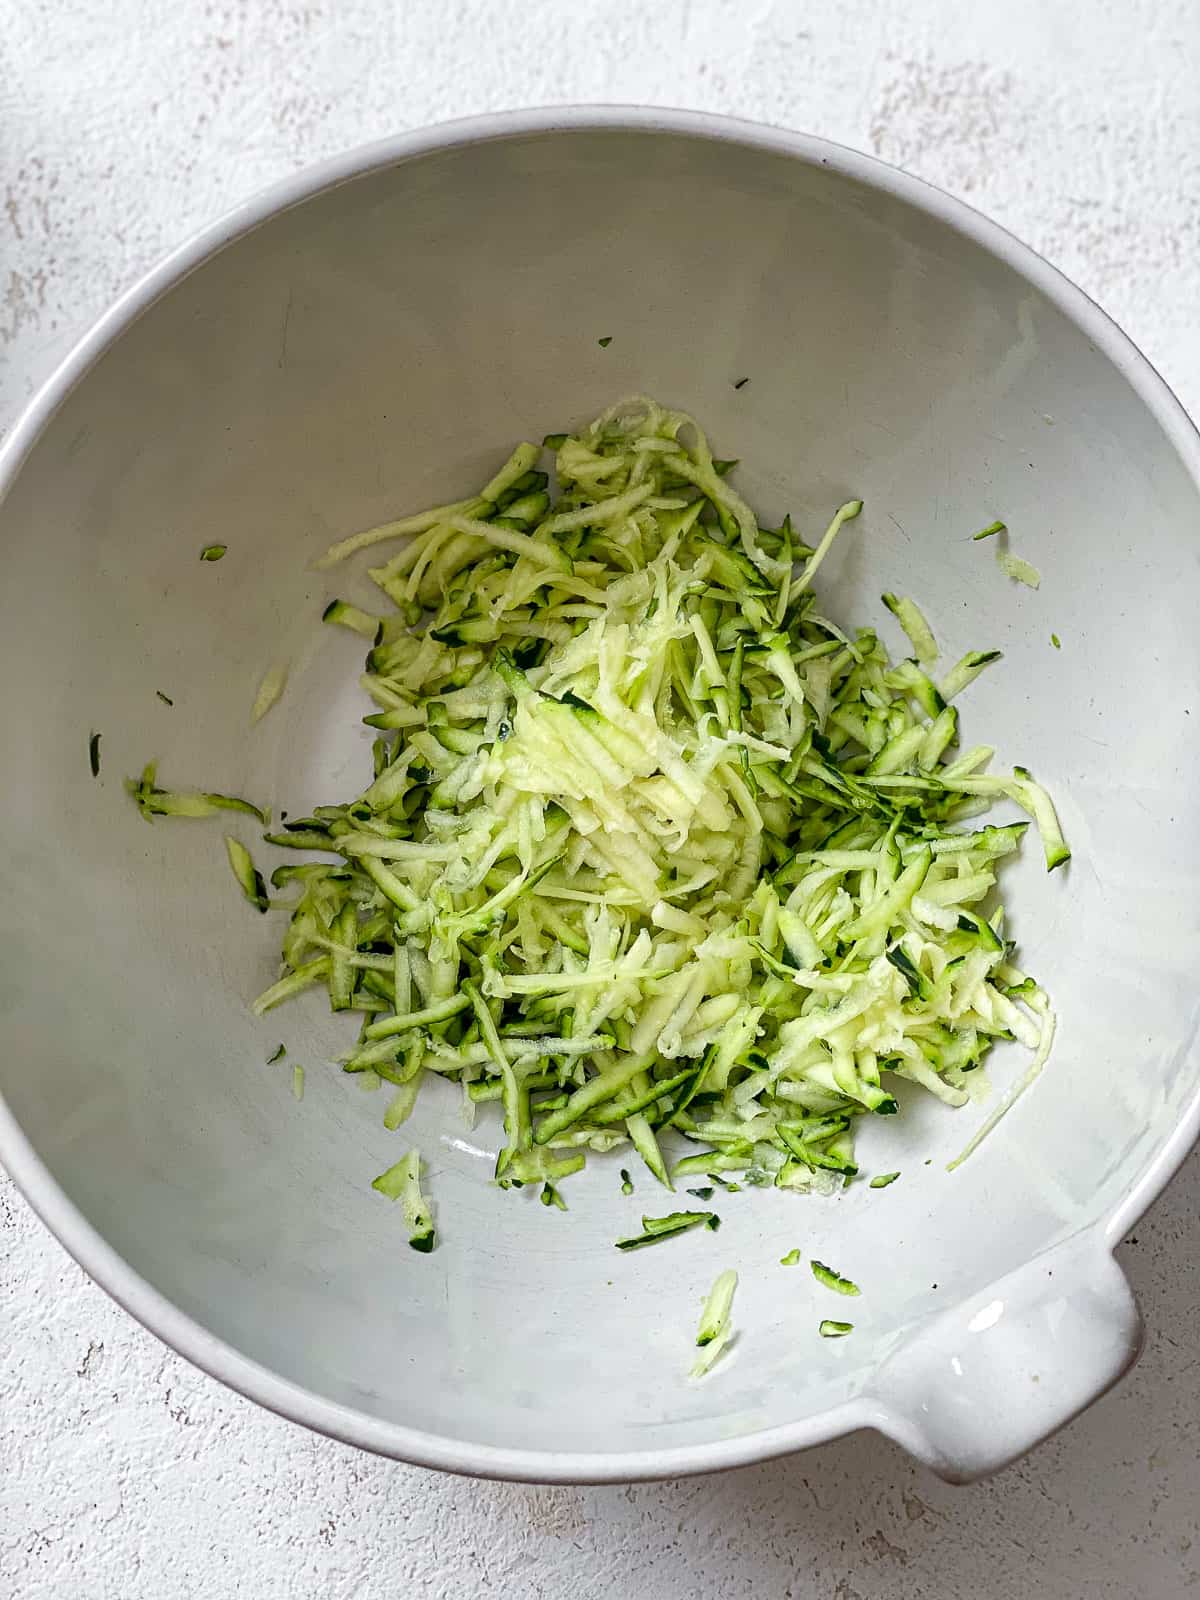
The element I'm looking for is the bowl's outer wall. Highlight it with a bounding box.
[1,124,1198,1466]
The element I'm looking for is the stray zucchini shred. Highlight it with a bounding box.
[224,835,270,913]
[691,1268,737,1377]
[126,762,267,825]
[881,593,938,666]
[371,1150,435,1251]
[323,598,384,638]
[997,551,1041,589]
[251,661,289,724]
[616,1211,718,1251]
[811,1259,860,1296]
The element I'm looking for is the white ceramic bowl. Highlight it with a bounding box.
[2,109,1198,1485]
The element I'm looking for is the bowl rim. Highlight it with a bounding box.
[2,104,1198,1484]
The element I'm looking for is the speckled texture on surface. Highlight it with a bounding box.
[2,2,1199,1596]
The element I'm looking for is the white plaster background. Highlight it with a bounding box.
[2,2,1199,1595]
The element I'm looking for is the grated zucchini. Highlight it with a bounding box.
[256,398,1064,1193]
[135,396,1068,1230]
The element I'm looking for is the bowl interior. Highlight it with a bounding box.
[2,122,1198,1466]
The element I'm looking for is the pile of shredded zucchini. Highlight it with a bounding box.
[136,396,1069,1225]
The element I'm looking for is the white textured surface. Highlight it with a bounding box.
[2,2,1199,1595]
